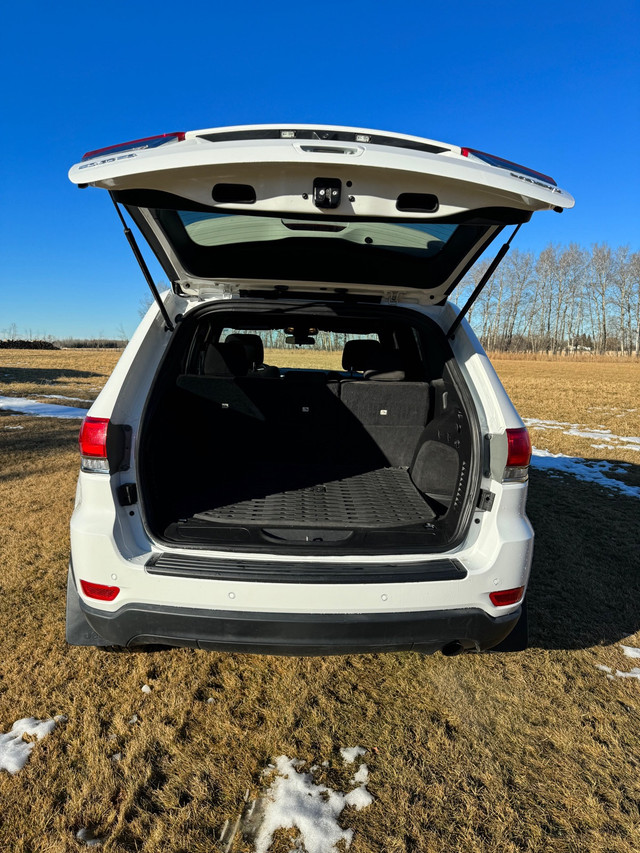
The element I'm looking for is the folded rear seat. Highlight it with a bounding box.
[338,341,430,467]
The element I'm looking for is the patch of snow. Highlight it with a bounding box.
[340,745,367,764]
[0,716,59,775]
[344,785,375,810]
[524,418,570,431]
[128,714,139,725]
[596,664,613,673]
[251,751,374,853]
[524,418,640,452]
[620,645,640,659]
[351,763,369,785]
[40,394,94,403]
[3,424,24,429]
[615,668,640,681]
[141,684,151,694]
[531,448,640,499]
[76,827,106,847]
[0,395,87,419]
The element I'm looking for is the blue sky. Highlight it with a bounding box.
[1,1,638,338]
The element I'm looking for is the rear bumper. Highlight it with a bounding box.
[79,598,521,655]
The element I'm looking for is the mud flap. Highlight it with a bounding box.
[65,564,111,647]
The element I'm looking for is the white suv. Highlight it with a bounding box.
[66,124,573,655]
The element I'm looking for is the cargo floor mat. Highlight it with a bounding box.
[191,467,435,529]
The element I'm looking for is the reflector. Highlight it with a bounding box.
[80,580,120,601]
[489,587,524,607]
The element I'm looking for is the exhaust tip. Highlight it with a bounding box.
[441,641,464,657]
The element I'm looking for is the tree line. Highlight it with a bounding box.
[457,243,640,355]
[2,243,638,355]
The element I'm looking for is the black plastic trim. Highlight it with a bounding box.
[212,183,256,204]
[396,192,439,213]
[79,598,521,655]
[146,553,467,584]
[195,127,449,155]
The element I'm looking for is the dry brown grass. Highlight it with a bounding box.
[485,351,640,363]
[264,348,343,371]
[0,348,121,405]
[0,350,639,852]
[492,357,640,475]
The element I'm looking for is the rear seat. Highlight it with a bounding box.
[176,341,268,419]
[177,340,429,468]
[338,340,430,467]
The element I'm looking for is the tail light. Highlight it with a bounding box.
[490,587,525,607]
[79,416,109,473]
[82,132,185,160]
[80,579,120,601]
[503,427,531,482]
[460,147,557,186]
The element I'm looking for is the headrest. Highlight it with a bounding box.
[342,339,384,372]
[225,333,264,368]
[203,342,249,376]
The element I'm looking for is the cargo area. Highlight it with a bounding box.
[137,304,481,554]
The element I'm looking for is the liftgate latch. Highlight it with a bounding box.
[117,483,138,507]
[477,489,495,511]
[313,177,341,209]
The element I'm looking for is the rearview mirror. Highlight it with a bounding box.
[285,336,316,346]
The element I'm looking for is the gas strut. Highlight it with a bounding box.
[446,223,522,340]
[109,193,175,332]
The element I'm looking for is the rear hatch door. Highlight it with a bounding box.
[68,125,574,305]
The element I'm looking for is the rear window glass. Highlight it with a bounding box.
[152,207,490,289]
[179,212,457,259]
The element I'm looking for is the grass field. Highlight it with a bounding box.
[0,349,639,852]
